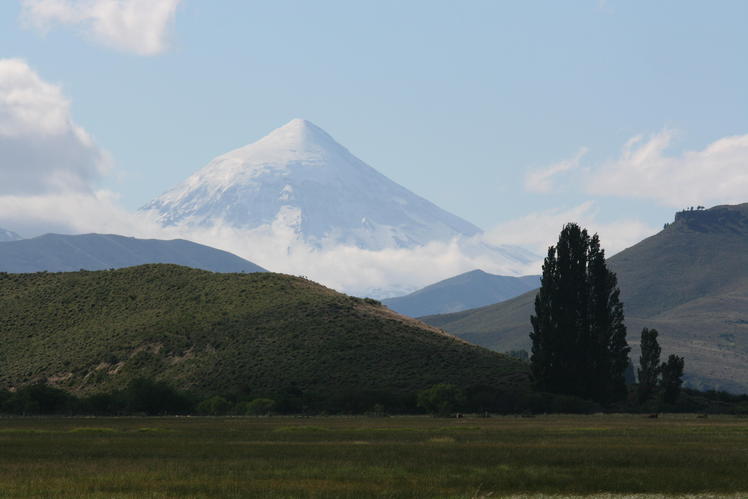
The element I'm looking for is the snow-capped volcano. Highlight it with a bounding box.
[142,119,484,250]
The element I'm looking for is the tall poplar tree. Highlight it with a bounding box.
[637,328,662,403]
[530,223,630,403]
[661,354,685,404]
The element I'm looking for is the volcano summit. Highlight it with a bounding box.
[142,119,489,250]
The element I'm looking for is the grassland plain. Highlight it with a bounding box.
[0,415,746,498]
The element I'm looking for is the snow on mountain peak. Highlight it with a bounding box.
[227,118,342,162]
[141,119,492,252]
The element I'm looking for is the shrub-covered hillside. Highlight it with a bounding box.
[0,265,528,403]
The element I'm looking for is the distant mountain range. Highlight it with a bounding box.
[422,203,748,393]
[0,228,21,242]
[0,264,529,400]
[383,270,540,317]
[0,233,265,274]
[141,119,536,272]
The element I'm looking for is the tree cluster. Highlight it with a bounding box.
[0,379,192,416]
[637,328,685,405]
[530,223,630,404]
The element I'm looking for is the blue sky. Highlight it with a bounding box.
[1,0,748,291]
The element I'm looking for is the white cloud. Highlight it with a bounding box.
[0,61,661,298]
[524,147,588,193]
[0,58,124,240]
[136,217,543,298]
[0,192,656,297]
[96,200,656,297]
[0,58,110,195]
[0,191,150,237]
[1,196,544,297]
[588,130,748,208]
[13,200,649,297]
[484,201,658,258]
[20,0,181,55]
[0,57,545,298]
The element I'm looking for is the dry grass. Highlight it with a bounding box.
[0,414,746,497]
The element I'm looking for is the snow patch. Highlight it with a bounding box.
[0,227,22,242]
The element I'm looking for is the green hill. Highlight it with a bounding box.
[0,265,528,404]
[422,204,748,393]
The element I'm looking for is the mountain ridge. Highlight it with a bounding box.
[0,233,265,274]
[383,270,540,317]
[0,228,21,242]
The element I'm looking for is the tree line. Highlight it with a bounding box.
[0,377,603,416]
[530,223,686,409]
[2,374,744,417]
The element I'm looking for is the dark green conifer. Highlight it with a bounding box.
[530,223,631,403]
[587,234,629,402]
[661,354,685,404]
[637,328,661,403]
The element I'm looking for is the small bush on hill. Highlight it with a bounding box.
[417,384,466,416]
[197,396,232,416]
[245,398,276,416]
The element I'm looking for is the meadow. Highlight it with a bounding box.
[0,415,746,498]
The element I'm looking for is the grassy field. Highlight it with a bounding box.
[0,415,746,498]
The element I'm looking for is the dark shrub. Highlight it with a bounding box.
[417,384,466,416]
[197,396,232,415]
[123,378,192,415]
[245,398,276,416]
[1,384,76,415]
